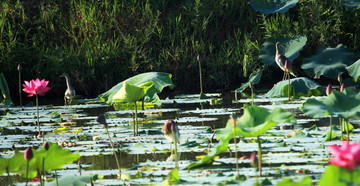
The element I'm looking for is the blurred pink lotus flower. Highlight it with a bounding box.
[24,147,33,161]
[329,141,360,170]
[23,78,50,97]
[326,84,332,96]
[340,83,345,92]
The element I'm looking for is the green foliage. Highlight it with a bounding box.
[301,89,360,120]
[346,59,360,82]
[265,77,323,97]
[235,69,262,92]
[318,165,360,186]
[302,44,354,79]
[99,72,174,105]
[251,0,299,15]
[0,151,27,175]
[47,175,94,186]
[276,176,312,186]
[113,81,154,103]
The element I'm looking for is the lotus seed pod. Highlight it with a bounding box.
[96,114,107,128]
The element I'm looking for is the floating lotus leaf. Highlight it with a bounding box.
[342,0,360,12]
[276,177,312,186]
[346,59,360,82]
[265,77,323,97]
[302,44,354,80]
[300,89,360,120]
[250,0,299,14]
[188,105,296,169]
[259,36,307,66]
[235,69,262,92]
[99,72,174,105]
[48,175,94,186]
[113,81,154,103]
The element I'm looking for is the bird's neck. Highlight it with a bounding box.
[65,77,73,89]
[276,44,280,55]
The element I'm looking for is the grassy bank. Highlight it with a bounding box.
[1,0,359,101]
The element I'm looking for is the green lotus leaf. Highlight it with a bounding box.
[265,77,323,97]
[48,175,94,186]
[187,105,296,169]
[259,36,307,66]
[250,0,299,14]
[99,72,174,105]
[235,69,262,92]
[342,0,360,12]
[113,81,154,103]
[346,59,360,82]
[276,176,312,186]
[318,165,360,186]
[300,89,360,120]
[302,44,354,80]
[18,142,80,178]
[0,151,27,175]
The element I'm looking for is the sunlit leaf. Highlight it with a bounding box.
[265,77,323,97]
[259,36,307,67]
[0,151,27,175]
[250,0,299,14]
[318,165,360,186]
[235,69,263,92]
[113,81,154,103]
[302,44,354,80]
[99,72,174,105]
[346,59,360,82]
[276,176,312,186]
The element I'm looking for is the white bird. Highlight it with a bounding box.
[60,73,76,105]
[275,42,297,80]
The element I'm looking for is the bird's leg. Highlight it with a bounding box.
[282,72,286,81]
[64,96,67,106]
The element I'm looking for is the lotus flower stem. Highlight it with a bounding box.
[339,118,343,139]
[18,65,22,107]
[198,55,203,94]
[105,127,122,179]
[37,169,43,186]
[329,116,333,141]
[55,170,58,186]
[174,133,179,169]
[6,167,12,186]
[42,158,45,186]
[132,111,135,136]
[134,102,138,136]
[287,72,290,101]
[233,126,239,179]
[346,120,350,141]
[257,136,262,177]
[25,162,28,186]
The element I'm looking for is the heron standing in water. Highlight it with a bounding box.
[275,42,297,80]
[163,120,180,153]
[60,73,75,105]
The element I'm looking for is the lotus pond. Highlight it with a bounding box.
[2,89,360,185]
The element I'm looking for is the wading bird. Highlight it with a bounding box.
[163,120,180,153]
[60,73,75,105]
[275,42,297,80]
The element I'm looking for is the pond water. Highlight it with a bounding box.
[0,91,354,185]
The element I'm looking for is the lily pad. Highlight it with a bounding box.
[259,36,307,67]
[235,69,263,92]
[302,44,354,80]
[342,0,360,12]
[265,77,323,97]
[99,72,174,105]
[301,89,360,120]
[346,59,360,82]
[250,0,299,14]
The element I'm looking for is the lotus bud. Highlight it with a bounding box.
[249,82,252,90]
[17,64,21,71]
[24,147,33,161]
[340,83,345,92]
[197,54,200,61]
[96,114,107,129]
[43,142,49,151]
[250,152,257,167]
[230,113,237,127]
[326,84,332,96]
[337,74,342,83]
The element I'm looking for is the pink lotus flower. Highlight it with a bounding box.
[328,141,360,170]
[326,84,332,96]
[340,83,345,92]
[23,78,50,97]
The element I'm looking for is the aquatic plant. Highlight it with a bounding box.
[112,81,154,136]
[23,78,50,143]
[24,147,33,186]
[17,64,22,106]
[0,73,12,105]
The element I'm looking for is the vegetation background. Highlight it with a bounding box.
[1,0,359,101]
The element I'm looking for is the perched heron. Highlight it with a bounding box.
[163,120,180,153]
[60,73,75,105]
[275,42,297,80]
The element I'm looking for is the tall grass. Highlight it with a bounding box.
[0,0,359,101]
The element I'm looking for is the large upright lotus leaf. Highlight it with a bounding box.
[259,36,307,66]
[188,105,296,169]
[265,77,323,97]
[346,59,360,82]
[342,0,360,12]
[235,69,262,92]
[112,81,154,103]
[0,151,27,175]
[302,44,354,80]
[99,72,174,105]
[300,89,360,120]
[18,142,80,178]
[250,0,299,14]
